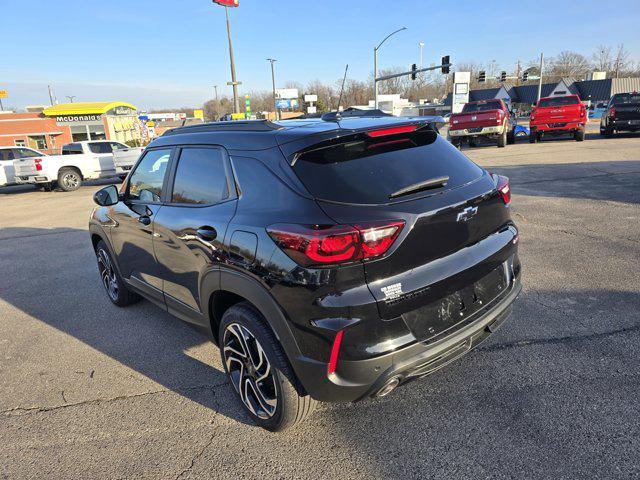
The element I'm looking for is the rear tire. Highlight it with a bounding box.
[95,240,141,307]
[468,137,478,148]
[529,132,539,143]
[57,167,82,192]
[497,130,507,148]
[603,126,614,138]
[574,128,585,142]
[219,302,317,431]
[507,128,515,145]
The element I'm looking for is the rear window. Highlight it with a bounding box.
[292,128,483,205]
[462,101,502,113]
[612,93,640,105]
[88,142,114,154]
[538,96,580,107]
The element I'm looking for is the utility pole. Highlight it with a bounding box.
[419,42,425,69]
[213,85,218,101]
[516,60,521,86]
[537,52,544,103]
[47,85,55,106]
[267,58,278,121]
[224,6,240,114]
[373,27,407,109]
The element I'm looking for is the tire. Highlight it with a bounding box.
[604,126,614,138]
[529,132,539,143]
[497,130,507,148]
[468,137,478,148]
[507,128,515,145]
[95,240,141,307]
[219,302,317,431]
[574,128,585,142]
[57,167,82,192]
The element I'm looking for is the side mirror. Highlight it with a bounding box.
[93,185,119,206]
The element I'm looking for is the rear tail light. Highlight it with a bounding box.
[491,173,511,205]
[267,220,404,268]
[609,107,616,118]
[34,158,42,171]
[327,330,344,375]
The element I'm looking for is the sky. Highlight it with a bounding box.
[2,0,640,110]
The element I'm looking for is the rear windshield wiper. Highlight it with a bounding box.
[389,176,449,199]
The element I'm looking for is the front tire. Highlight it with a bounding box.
[219,302,317,431]
[529,132,539,143]
[468,137,478,148]
[497,130,507,148]
[95,240,141,307]
[574,128,585,142]
[57,167,82,192]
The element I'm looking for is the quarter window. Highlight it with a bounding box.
[171,148,229,205]
[128,149,171,203]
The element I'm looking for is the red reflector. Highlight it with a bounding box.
[267,221,404,268]
[328,330,344,374]
[366,125,418,138]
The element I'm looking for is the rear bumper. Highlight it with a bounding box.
[530,122,584,133]
[296,270,522,403]
[448,125,504,137]
[15,175,52,184]
[611,119,640,130]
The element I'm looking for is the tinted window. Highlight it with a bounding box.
[15,149,41,158]
[612,93,640,105]
[538,96,580,107]
[462,101,502,113]
[110,142,128,151]
[88,142,114,154]
[0,150,14,161]
[128,149,171,202]
[62,144,83,155]
[171,148,229,205]
[293,129,483,205]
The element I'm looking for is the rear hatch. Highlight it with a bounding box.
[533,96,584,126]
[290,125,516,338]
[612,93,640,121]
[13,157,41,177]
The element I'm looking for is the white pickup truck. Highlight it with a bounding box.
[1,146,45,187]
[13,140,144,192]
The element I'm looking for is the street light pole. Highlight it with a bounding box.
[213,85,218,101]
[419,42,425,69]
[224,6,240,114]
[537,52,544,103]
[267,58,278,121]
[373,26,407,109]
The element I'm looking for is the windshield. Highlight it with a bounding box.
[538,96,580,107]
[462,101,502,113]
[292,129,483,205]
[612,93,640,105]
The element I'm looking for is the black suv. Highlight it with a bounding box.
[600,92,640,137]
[90,118,521,431]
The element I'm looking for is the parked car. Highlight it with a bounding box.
[62,140,144,178]
[14,143,117,192]
[529,94,587,143]
[90,118,522,431]
[0,147,45,187]
[600,92,640,137]
[448,99,516,148]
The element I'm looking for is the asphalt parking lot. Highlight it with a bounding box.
[1,133,639,479]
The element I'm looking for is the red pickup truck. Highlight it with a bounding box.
[529,94,587,143]
[448,99,516,148]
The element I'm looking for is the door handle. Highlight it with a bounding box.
[196,226,217,241]
[138,216,151,226]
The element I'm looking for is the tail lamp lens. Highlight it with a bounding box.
[609,107,616,118]
[267,221,404,268]
[34,158,42,171]
[490,173,511,205]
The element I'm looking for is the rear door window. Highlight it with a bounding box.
[538,97,580,107]
[88,142,114,154]
[170,147,229,205]
[293,128,483,205]
[62,144,83,155]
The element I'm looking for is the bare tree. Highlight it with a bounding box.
[548,51,590,80]
[592,45,613,72]
[612,44,630,78]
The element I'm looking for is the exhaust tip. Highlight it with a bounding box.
[375,376,401,398]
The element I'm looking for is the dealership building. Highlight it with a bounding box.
[0,101,141,154]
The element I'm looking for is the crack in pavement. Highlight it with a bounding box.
[480,323,640,353]
[1,382,228,417]
[175,431,217,479]
[515,170,640,187]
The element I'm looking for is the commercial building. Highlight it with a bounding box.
[42,101,141,143]
[0,112,72,154]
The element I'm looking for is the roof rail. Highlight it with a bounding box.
[163,119,282,136]
[321,108,392,122]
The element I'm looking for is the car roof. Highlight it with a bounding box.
[151,116,442,152]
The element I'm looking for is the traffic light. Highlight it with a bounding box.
[500,71,507,82]
[522,71,529,82]
[478,71,486,83]
[411,63,418,81]
[441,56,450,74]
